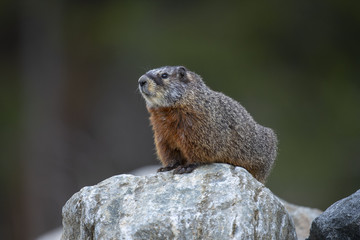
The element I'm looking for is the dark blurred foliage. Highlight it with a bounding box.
[0,0,359,239]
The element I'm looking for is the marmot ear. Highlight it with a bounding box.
[178,66,189,83]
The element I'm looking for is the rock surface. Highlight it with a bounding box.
[281,200,322,240]
[61,164,297,240]
[307,189,360,240]
[36,227,62,240]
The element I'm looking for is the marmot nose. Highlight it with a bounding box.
[138,76,148,87]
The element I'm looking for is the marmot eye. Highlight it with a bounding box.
[161,73,168,79]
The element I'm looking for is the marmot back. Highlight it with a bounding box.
[138,66,278,183]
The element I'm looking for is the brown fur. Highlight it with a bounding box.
[148,105,261,179]
[149,106,207,165]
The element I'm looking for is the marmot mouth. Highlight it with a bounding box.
[139,85,151,96]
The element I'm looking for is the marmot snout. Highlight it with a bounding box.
[138,66,278,183]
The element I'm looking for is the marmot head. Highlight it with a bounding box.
[138,66,198,108]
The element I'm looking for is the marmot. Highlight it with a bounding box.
[138,66,278,183]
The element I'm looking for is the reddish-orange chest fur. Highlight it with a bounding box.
[148,106,186,148]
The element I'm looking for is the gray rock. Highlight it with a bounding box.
[281,200,322,240]
[61,163,297,240]
[307,189,360,240]
[129,165,161,176]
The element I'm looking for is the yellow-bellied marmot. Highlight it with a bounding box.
[138,66,278,183]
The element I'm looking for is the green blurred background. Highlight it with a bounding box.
[1,1,359,239]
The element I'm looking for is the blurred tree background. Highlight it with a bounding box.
[1,0,359,239]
